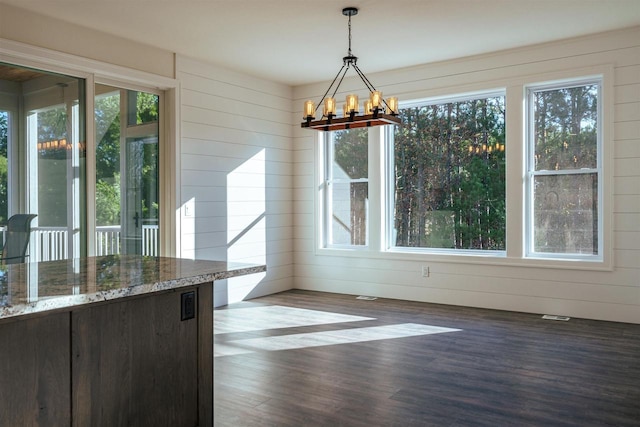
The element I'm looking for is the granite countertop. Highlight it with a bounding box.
[0,255,266,321]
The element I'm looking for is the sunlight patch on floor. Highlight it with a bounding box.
[214,323,461,357]
[214,305,375,334]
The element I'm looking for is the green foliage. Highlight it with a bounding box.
[96,174,121,226]
[37,108,68,143]
[95,93,121,181]
[393,96,506,250]
[533,85,598,171]
[532,85,599,254]
[334,128,368,178]
[140,143,159,221]
[136,92,159,124]
[95,90,159,225]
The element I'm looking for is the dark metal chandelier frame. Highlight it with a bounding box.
[301,7,401,131]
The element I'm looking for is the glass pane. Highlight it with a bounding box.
[533,84,598,171]
[123,136,159,255]
[533,173,598,254]
[25,70,86,261]
[95,84,159,256]
[328,128,368,246]
[393,96,506,250]
[330,181,368,245]
[95,85,121,255]
[333,128,368,179]
[36,105,70,227]
[127,91,159,126]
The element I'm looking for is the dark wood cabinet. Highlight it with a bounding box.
[0,312,71,427]
[72,287,200,427]
[0,284,213,427]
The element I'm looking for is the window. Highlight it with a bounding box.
[14,64,87,260]
[526,80,601,259]
[317,71,609,267]
[323,128,369,247]
[390,94,506,252]
[95,84,160,256]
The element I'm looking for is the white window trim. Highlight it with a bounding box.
[319,129,373,250]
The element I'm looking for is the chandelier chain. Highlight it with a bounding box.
[347,12,352,57]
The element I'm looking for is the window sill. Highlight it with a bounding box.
[316,246,612,272]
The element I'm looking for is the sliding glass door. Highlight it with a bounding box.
[0,62,86,261]
[0,62,161,262]
[95,84,159,256]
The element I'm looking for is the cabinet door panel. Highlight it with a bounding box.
[0,313,70,426]
[72,289,198,427]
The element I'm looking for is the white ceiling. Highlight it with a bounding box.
[2,0,640,86]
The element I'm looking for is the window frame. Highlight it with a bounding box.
[524,77,604,261]
[385,90,508,255]
[321,128,371,250]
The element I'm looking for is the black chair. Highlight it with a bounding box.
[1,214,37,265]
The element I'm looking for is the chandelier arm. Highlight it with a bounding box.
[353,64,393,111]
[315,64,347,113]
[351,64,376,93]
[330,63,351,100]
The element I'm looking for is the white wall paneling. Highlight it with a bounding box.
[177,56,294,306]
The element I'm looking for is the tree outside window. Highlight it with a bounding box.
[529,82,600,256]
[392,95,506,251]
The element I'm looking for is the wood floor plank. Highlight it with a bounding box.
[214,290,640,426]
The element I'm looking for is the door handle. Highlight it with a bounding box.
[134,212,140,228]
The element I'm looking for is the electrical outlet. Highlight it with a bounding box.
[181,291,196,320]
[422,266,430,277]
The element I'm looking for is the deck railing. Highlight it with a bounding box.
[1,225,159,262]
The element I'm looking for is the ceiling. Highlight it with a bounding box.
[1,0,639,86]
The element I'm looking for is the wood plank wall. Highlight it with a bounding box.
[291,27,640,324]
[177,56,294,306]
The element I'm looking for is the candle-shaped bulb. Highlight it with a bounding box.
[364,100,373,115]
[370,91,382,110]
[387,97,399,115]
[346,94,359,114]
[323,97,336,117]
[303,100,315,119]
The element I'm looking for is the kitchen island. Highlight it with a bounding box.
[0,255,265,427]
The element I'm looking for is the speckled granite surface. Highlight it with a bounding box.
[0,255,266,321]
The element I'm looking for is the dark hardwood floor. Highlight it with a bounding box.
[213,290,640,426]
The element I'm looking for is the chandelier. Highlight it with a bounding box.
[301,7,401,132]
